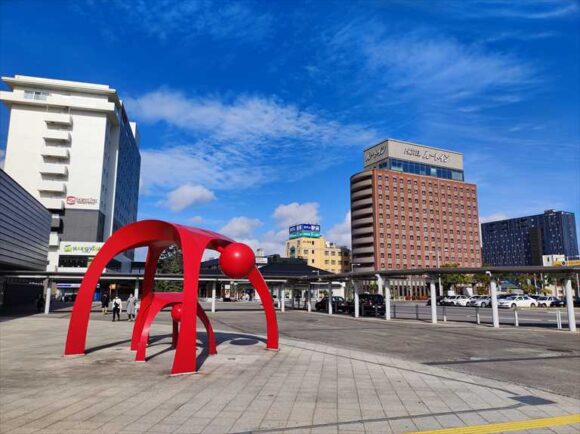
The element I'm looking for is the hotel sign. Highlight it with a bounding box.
[364,139,463,171]
[403,147,450,164]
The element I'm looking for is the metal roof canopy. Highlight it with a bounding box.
[1,265,578,283]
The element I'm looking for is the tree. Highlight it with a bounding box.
[472,273,491,295]
[155,245,183,292]
[440,263,470,293]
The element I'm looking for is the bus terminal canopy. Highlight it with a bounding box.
[2,265,579,283]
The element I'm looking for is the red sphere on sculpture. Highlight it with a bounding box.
[219,243,255,278]
[171,304,183,322]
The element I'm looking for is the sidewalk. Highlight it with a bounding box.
[0,315,579,433]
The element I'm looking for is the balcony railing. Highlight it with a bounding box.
[41,146,70,159]
[38,181,67,194]
[43,130,71,142]
[40,163,68,176]
[44,113,72,126]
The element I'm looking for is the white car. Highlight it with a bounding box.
[442,295,470,306]
[469,296,491,308]
[498,295,537,309]
[537,296,561,307]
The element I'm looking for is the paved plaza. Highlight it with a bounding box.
[1,311,580,434]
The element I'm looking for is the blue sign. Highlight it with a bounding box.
[289,224,321,239]
[289,224,320,233]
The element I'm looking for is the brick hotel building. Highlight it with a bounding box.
[350,139,481,296]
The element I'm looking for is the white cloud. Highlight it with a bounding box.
[189,216,204,224]
[220,216,263,238]
[272,202,320,228]
[159,183,216,212]
[129,90,377,195]
[84,0,273,43]
[128,90,375,146]
[326,211,351,248]
[212,202,322,256]
[361,31,533,104]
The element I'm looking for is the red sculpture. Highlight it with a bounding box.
[64,220,279,375]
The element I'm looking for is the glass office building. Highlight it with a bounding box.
[481,210,579,266]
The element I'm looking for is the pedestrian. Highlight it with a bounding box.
[36,293,45,313]
[126,294,136,321]
[112,294,122,322]
[101,292,110,315]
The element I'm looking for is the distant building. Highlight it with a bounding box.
[350,138,481,274]
[0,75,141,272]
[0,169,51,309]
[482,210,579,266]
[285,224,351,273]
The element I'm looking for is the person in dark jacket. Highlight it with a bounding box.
[101,293,110,315]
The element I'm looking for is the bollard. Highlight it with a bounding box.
[443,305,447,322]
[374,305,378,317]
[514,309,519,327]
[415,304,419,320]
[393,304,397,318]
[361,303,365,317]
[476,306,480,325]
[557,310,562,329]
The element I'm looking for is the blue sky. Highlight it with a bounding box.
[1,0,579,256]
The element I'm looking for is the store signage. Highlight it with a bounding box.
[289,224,321,239]
[61,243,102,255]
[403,147,450,164]
[66,195,98,206]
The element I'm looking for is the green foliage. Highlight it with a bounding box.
[439,263,470,292]
[155,245,183,292]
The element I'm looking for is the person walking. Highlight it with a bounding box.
[101,292,110,315]
[112,294,122,322]
[36,293,45,313]
[126,294,136,321]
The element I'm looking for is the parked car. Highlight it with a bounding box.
[469,296,491,308]
[426,296,445,306]
[347,294,385,316]
[315,296,348,313]
[537,296,561,307]
[553,297,580,307]
[498,295,537,309]
[441,295,470,306]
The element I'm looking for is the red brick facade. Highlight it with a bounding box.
[371,169,481,270]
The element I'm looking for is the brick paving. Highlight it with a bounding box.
[0,315,579,433]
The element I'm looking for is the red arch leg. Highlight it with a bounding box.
[248,267,279,350]
[135,296,169,362]
[65,221,179,356]
[171,231,203,375]
[131,245,164,350]
[197,303,216,355]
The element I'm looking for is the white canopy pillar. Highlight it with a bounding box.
[490,277,499,328]
[327,281,333,315]
[43,278,51,315]
[353,280,360,318]
[430,279,437,324]
[565,278,576,332]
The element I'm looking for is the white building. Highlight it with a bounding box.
[1,75,141,272]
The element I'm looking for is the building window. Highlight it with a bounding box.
[24,90,49,100]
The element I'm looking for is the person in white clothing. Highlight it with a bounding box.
[112,295,122,322]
